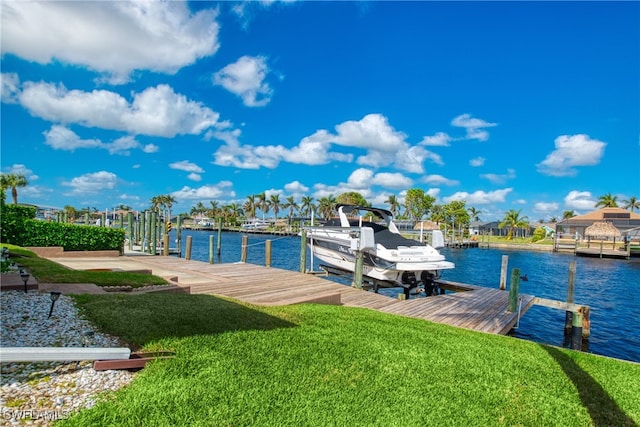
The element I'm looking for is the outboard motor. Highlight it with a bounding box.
[401,271,418,299]
[421,271,440,296]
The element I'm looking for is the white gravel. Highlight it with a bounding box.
[1,290,134,426]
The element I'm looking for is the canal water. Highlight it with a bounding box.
[173,230,640,364]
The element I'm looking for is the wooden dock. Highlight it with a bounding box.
[116,256,536,335]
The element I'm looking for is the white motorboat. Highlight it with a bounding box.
[241,218,270,230]
[304,205,454,295]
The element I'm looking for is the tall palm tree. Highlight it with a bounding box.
[163,195,176,222]
[317,195,337,220]
[244,195,256,219]
[208,201,220,219]
[622,196,640,212]
[499,209,529,240]
[284,196,299,220]
[257,192,268,219]
[595,193,618,208]
[269,194,282,220]
[562,210,576,220]
[1,173,28,204]
[467,206,482,222]
[300,196,315,218]
[384,194,400,217]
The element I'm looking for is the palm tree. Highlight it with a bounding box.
[499,209,529,240]
[284,196,299,220]
[622,196,640,212]
[208,201,220,219]
[317,195,337,220]
[257,192,268,219]
[595,193,618,208]
[300,196,315,218]
[384,194,400,217]
[1,173,28,204]
[244,195,257,219]
[562,210,576,220]
[269,194,282,220]
[163,195,176,222]
[467,206,482,222]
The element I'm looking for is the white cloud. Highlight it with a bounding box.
[370,172,413,189]
[2,164,39,182]
[1,73,20,104]
[211,114,441,173]
[536,134,606,177]
[170,182,235,201]
[42,125,149,156]
[1,1,220,84]
[62,171,118,195]
[469,157,485,167]
[564,190,596,211]
[187,173,202,182]
[421,175,459,186]
[419,132,452,147]
[451,114,497,141]
[213,55,273,107]
[533,202,560,215]
[284,181,309,194]
[19,82,221,137]
[169,161,204,174]
[443,188,513,205]
[480,168,516,184]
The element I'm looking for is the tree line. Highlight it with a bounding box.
[2,172,639,240]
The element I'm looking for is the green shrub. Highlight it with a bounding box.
[0,205,36,243]
[531,227,546,243]
[20,220,125,252]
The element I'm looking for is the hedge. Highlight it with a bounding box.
[1,205,124,252]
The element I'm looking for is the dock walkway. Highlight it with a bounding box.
[48,255,535,336]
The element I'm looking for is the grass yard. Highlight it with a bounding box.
[1,244,167,288]
[59,293,640,427]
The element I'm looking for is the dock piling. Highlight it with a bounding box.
[185,236,192,260]
[209,235,214,264]
[266,239,272,267]
[508,268,520,312]
[241,236,248,262]
[499,255,508,290]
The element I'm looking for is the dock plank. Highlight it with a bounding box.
[116,256,533,336]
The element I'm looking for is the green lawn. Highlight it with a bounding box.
[1,244,167,288]
[59,293,640,427]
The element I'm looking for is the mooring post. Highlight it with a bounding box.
[299,229,307,273]
[571,310,583,350]
[176,214,182,257]
[217,218,222,256]
[581,306,591,340]
[209,235,214,264]
[128,212,134,252]
[163,234,169,256]
[353,250,364,289]
[499,255,508,290]
[265,239,272,267]
[564,261,576,335]
[241,235,248,262]
[508,268,520,312]
[141,211,147,252]
[151,211,157,255]
[185,235,192,260]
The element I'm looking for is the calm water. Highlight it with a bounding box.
[174,230,640,363]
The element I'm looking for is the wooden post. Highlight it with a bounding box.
[217,218,223,256]
[499,255,508,290]
[163,234,169,256]
[208,235,214,264]
[508,268,520,312]
[299,229,307,273]
[352,250,364,289]
[265,239,272,267]
[564,261,576,335]
[141,211,147,252]
[176,214,182,257]
[185,236,192,260]
[571,311,583,350]
[241,235,248,262]
[581,306,591,339]
[151,211,157,255]
[128,212,134,251]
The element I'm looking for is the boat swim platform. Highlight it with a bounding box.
[47,255,536,336]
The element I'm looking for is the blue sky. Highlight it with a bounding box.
[1,1,638,221]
